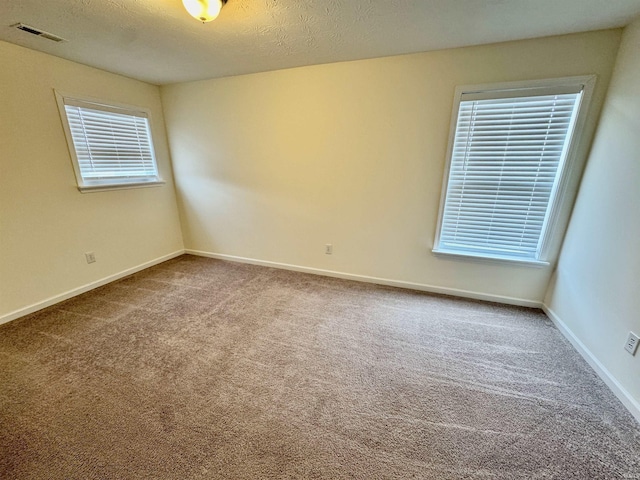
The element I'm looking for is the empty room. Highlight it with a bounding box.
[1,0,639,478]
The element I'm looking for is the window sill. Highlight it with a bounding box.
[432,249,550,268]
[78,180,165,193]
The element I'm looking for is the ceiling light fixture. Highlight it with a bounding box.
[182,0,227,23]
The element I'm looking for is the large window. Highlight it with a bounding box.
[434,77,595,264]
[55,92,163,192]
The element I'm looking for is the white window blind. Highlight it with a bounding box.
[57,94,161,191]
[435,86,584,262]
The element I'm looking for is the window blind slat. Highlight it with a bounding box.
[64,102,159,185]
[437,90,582,260]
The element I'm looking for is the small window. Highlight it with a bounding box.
[434,77,595,264]
[55,92,163,192]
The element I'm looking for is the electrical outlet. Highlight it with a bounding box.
[325,244,333,255]
[85,252,96,264]
[624,332,639,355]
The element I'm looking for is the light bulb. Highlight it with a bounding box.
[182,0,224,23]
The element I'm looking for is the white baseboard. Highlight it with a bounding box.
[543,305,640,423]
[185,249,542,308]
[0,250,185,326]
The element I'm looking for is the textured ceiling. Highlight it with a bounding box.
[1,0,639,85]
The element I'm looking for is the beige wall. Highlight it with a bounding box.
[161,30,620,304]
[545,19,640,413]
[0,41,184,320]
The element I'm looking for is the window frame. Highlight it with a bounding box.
[433,75,596,266]
[54,91,165,193]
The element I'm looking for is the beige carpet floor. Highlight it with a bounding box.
[1,255,639,479]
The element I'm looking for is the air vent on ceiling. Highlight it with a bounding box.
[12,23,66,42]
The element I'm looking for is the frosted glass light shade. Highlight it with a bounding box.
[182,0,224,23]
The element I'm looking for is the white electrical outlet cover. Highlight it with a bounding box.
[624,332,639,355]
